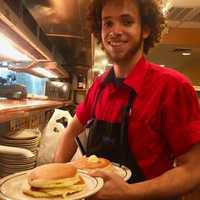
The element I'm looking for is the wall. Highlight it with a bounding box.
[175,64,200,85]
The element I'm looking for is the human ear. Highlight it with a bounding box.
[142,25,150,39]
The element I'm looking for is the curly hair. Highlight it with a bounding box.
[87,0,166,54]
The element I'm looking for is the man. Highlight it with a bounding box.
[54,0,200,199]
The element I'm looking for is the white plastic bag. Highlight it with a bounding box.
[37,109,73,165]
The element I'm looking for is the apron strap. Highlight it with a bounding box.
[120,90,136,165]
[120,89,146,182]
[91,68,115,118]
[91,84,105,118]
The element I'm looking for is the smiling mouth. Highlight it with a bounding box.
[108,41,127,47]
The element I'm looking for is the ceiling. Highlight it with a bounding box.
[23,0,92,73]
[168,0,200,7]
[148,0,200,74]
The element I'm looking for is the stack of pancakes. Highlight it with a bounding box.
[71,155,114,173]
[23,163,85,198]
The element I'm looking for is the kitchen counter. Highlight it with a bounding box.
[0,99,72,123]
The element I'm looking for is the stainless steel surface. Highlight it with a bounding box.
[24,0,92,68]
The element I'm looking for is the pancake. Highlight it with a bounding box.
[23,163,85,198]
[71,155,114,172]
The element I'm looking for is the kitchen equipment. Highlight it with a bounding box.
[0,84,27,99]
[45,81,71,100]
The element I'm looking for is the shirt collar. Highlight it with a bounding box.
[101,56,149,93]
[124,56,149,94]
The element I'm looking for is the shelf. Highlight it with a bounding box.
[0,99,72,123]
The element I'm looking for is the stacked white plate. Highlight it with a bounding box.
[0,145,35,178]
[0,129,41,178]
[0,128,41,155]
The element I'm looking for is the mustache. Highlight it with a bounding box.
[106,34,127,43]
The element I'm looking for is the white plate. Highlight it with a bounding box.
[0,162,36,169]
[0,170,104,200]
[112,163,132,181]
[0,155,36,161]
[0,145,34,158]
[78,163,132,182]
[4,129,41,140]
[0,159,36,165]
[0,136,40,144]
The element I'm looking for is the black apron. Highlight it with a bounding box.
[86,69,145,183]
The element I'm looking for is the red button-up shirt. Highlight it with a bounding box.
[76,56,200,179]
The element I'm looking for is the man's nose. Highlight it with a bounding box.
[109,23,123,36]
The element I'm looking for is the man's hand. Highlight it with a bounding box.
[88,170,131,200]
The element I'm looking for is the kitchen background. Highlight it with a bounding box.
[0,0,200,199]
[0,0,200,100]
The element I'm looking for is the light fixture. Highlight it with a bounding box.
[0,1,69,78]
[182,52,191,56]
[0,33,32,61]
[173,48,192,56]
[32,67,58,78]
[51,81,64,87]
[0,1,54,61]
[161,0,172,16]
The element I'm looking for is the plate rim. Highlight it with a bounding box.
[77,162,132,182]
[112,162,132,181]
[0,170,104,200]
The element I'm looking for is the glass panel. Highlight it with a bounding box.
[0,67,47,95]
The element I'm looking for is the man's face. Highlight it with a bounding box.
[101,0,148,63]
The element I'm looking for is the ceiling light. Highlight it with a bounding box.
[51,81,64,87]
[0,1,54,61]
[32,67,58,78]
[161,0,172,16]
[182,52,191,56]
[173,48,192,56]
[0,33,32,61]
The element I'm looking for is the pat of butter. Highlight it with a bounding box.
[88,155,99,163]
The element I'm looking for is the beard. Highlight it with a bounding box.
[103,34,143,65]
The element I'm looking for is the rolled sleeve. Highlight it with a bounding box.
[76,103,89,125]
[162,81,200,157]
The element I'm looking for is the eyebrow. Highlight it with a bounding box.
[121,14,134,18]
[102,14,134,21]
